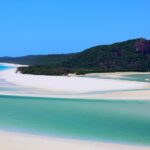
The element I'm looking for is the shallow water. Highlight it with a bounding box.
[0,65,11,70]
[121,74,150,83]
[0,95,150,146]
[84,73,150,83]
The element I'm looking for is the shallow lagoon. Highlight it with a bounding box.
[0,95,150,146]
[122,74,150,82]
[0,65,10,70]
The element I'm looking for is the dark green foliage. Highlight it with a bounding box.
[17,66,75,76]
[62,39,150,72]
[1,38,150,75]
[0,54,75,65]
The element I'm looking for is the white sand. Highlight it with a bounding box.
[0,68,148,93]
[0,66,149,100]
[0,131,149,150]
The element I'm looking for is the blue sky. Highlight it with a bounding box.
[0,0,150,56]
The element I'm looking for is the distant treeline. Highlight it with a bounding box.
[1,38,150,75]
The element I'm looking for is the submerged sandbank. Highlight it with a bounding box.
[0,131,149,150]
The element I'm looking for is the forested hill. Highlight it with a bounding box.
[0,38,150,75]
[61,38,150,73]
[0,54,75,65]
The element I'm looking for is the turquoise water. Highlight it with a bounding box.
[121,74,150,83]
[83,73,150,83]
[0,95,150,146]
[0,65,12,70]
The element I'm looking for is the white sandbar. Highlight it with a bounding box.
[0,131,149,150]
[0,68,148,93]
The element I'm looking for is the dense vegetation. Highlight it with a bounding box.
[1,38,150,75]
[0,54,75,65]
[61,38,150,73]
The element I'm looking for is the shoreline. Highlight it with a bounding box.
[0,65,149,100]
[0,90,150,101]
[0,131,149,150]
[0,63,27,67]
[1,68,148,93]
[0,68,149,92]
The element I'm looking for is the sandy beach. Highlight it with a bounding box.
[0,68,148,93]
[0,66,149,100]
[0,131,149,150]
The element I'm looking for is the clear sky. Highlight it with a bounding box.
[0,0,150,56]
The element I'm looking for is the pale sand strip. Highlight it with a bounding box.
[0,66,150,100]
[0,131,149,150]
[93,90,150,100]
[0,68,148,93]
